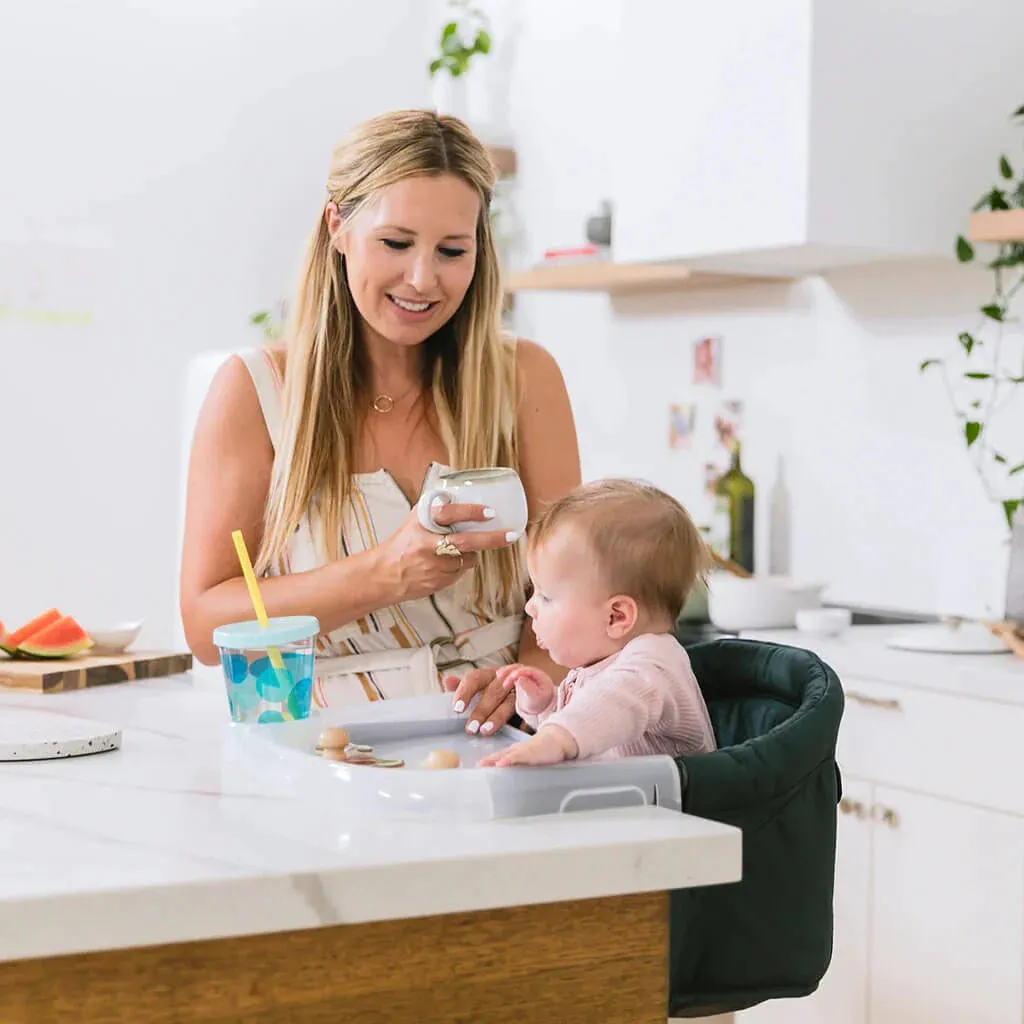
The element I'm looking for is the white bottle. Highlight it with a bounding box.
[768,456,791,576]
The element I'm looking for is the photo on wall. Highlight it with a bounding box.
[668,403,697,450]
[692,335,722,386]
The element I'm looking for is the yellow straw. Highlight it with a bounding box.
[231,530,288,676]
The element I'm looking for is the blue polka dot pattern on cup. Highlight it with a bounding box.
[286,676,313,720]
[251,656,294,702]
[222,652,248,684]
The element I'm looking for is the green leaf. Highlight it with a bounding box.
[990,188,1011,211]
[442,27,463,55]
[428,57,443,75]
[956,235,975,262]
[449,63,466,77]
[1013,104,1024,118]
[1011,464,1024,476]
[1003,500,1021,529]
[919,359,940,372]
[474,29,491,54]
[959,331,977,354]
[971,400,982,408]
[973,193,993,212]
[965,421,982,446]
[995,453,1008,464]
[990,254,1024,269]
[982,304,1005,322]
[250,311,269,325]
[965,372,992,380]
[1001,156,1014,179]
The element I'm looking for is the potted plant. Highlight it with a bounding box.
[921,102,1024,531]
[428,0,491,121]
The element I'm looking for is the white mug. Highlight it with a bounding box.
[417,467,529,536]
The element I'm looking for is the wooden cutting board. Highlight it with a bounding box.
[0,650,193,693]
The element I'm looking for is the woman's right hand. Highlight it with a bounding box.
[378,504,519,603]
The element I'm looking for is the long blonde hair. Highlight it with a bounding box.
[257,109,524,618]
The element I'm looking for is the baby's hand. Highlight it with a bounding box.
[495,663,556,715]
[477,725,577,768]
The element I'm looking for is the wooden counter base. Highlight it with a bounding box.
[0,892,669,1023]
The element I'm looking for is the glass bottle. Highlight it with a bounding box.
[715,441,756,573]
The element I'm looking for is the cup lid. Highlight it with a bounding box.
[213,615,320,650]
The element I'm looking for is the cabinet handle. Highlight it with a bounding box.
[847,691,902,711]
[873,805,900,828]
[839,797,868,819]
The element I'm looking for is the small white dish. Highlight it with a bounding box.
[84,621,143,655]
[795,607,852,637]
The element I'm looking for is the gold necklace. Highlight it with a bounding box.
[371,381,419,414]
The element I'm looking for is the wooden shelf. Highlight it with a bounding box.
[505,261,761,295]
[486,146,517,178]
[969,209,1024,243]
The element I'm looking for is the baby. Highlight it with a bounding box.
[478,479,717,768]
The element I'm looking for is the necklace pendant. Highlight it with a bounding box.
[372,394,395,414]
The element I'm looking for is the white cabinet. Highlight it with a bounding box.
[740,668,1024,1024]
[612,0,1024,275]
[870,787,1024,1024]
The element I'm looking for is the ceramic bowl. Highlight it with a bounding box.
[795,607,852,637]
[708,575,825,631]
[84,621,143,654]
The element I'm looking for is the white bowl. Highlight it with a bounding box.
[84,621,143,655]
[708,575,825,631]
[795,607,852,637]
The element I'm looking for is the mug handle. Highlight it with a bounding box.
[417,489,453,534]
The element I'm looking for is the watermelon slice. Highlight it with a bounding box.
[0,608,63,656]
[16,614,93,659]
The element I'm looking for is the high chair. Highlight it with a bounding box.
[668,637,844,1018]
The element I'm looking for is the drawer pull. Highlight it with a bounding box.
[847,691,902,711]
[839,798,868,819]
[873,805,900,828]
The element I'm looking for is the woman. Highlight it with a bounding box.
[180,109,581,734]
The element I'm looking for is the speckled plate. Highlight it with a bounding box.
[0,710,121,761]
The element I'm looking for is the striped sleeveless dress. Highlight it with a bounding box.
[239,348,526,709]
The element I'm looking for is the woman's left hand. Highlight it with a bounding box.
[443,667,517,736]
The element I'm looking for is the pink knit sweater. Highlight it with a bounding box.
[517,633,717,761]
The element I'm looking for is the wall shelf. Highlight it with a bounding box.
[969,209,1024,243]
[504,261,764,295]
[486,146,517,178]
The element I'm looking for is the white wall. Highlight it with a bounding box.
[502,0,1024,619]
[0,1,434,646]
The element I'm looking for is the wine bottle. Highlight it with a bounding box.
[715,441,756,573]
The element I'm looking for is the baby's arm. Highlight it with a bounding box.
[543,665,667,760]
[496,663,557,729]
[477,724,577,767]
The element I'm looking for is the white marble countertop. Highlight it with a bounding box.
[741,624,1024,705]
[0,668,740,963]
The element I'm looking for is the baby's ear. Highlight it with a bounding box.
[606,594,639,639]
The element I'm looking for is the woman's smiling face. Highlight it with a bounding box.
[328,172,481,348]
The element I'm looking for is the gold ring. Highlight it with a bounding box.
[435,536,464,575]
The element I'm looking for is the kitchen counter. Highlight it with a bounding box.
[739,623,1024,705]
[0,668,740,1024]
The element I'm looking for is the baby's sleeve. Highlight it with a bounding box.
[541,662,667,760]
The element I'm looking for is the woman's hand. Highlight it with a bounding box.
[477,725,577,768]
[443,667,518,736]
[378,504,519,604]
[495,663,556,716]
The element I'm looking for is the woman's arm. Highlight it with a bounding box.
[448,340,582,730]
[179,356,392,665]
[512,339,581,685]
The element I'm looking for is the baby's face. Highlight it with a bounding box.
[524,526,617,669]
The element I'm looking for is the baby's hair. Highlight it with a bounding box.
[529,479,711,623]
